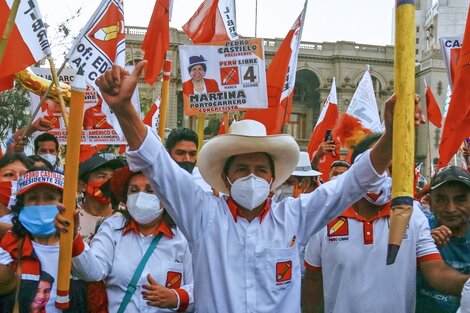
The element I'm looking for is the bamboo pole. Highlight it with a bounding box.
[223,112,229,133]
[0,0,20,65]
[387,0,416,265]
[158,60,172,143]
[55,72,86,309]
[197,114,205,153]
[47,57,69,129]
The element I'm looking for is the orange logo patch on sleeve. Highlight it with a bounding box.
[165,271,182,289]
[327,217,349,237]
[276,261,292,283]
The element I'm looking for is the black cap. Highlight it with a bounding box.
[330,160,350,169]
[79,153,126,179]
[430,166,470,190]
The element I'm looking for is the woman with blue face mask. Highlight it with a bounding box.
[57,166,194,313]
[0,169,87,312]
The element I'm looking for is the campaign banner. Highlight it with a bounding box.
[179,38,268,115]
[439,35,462,88]
[29,67,140,144]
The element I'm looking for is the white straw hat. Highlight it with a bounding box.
[198,120,300,194]
[291,152,322,177]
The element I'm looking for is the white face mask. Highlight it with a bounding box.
[364,176,392,206]
[278,184,294,199]
[40,153,57,166]
[228,174,271,210]
[126,192,163,224]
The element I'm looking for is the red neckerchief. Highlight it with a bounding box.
[226,197,271,223]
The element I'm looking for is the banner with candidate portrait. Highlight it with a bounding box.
[28,67,140,144]
[179,38,268,115]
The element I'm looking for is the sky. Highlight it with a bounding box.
[37,0,396,60]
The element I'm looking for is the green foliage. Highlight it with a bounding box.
[0,84,30,145]
[204,116,222,137]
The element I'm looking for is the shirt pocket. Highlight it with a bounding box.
[159,261,184,289]
[265,247,297,290]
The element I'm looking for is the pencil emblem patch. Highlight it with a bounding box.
[276,261,292,284]
[327,217,349,237]
[165,271,182,289]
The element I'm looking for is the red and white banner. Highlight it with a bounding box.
[243,1,307,134]
[0,0,50,91]
[439,35,462,88]
[346,69,383,133]
[307,77,340,179]
[182,0,238,44]
[66,0,126,137]
[143,98,161,133]
[29,67,140,144]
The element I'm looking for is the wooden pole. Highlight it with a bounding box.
[387,0,416,265]
[223,112,229,133]
[47,57,69,129]
[55,73,86,309]
[158,60,172,143]
[0,0,20,65]
[197,114,205,152]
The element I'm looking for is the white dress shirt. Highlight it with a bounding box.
[126,127,385,313]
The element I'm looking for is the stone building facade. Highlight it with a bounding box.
[125,0,469,176]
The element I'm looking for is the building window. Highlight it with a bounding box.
[416,26,420,33]
[286,113,307,139]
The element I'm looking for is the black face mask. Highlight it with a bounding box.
[176,161,196,174]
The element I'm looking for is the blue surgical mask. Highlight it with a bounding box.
[18,205,58,237]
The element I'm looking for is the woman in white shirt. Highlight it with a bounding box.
[58,166,194,312]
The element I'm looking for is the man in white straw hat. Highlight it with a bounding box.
[93,62,422,313]
[275,151,322,201]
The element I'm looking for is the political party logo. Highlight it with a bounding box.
[87,1,125,63]
[220,66,240,86]
[276,261,292,285]
[327,217,349,241]
[165,271,182,289]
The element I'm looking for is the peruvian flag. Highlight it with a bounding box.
[438,7,470,168]
[307,78,340,179]
[424,80,442,128]
[0,0,50,91]
[243,1,307,134]
[182,0,238,44]
[142,0,172,84]
[347,69,383,133]
[143,98,161,133]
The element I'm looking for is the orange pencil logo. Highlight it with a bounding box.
[327,217,349,237]
[165,271,182,289]
[276,261,292,282]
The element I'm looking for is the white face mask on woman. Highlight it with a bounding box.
[228,174,271,210]
[126,192,163,224]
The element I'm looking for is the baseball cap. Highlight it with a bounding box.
[430,166,470,190]
[17,170,64,195]
[79,153,126,179]
[330,160,350,169]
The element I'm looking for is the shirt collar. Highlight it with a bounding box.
[341,202,391,222]
[226,197,271,223]
[123,219,173,238]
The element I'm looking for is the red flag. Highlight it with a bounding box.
[438,6,470,168]
[182,0,238,44]
[143,98,161,132]
[243,2,307,134]
[0,0,50,91]
[307,78,340,179]
[142,0,171,84]
[424,83,442,128]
